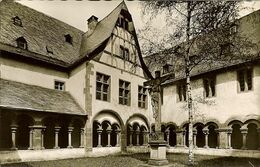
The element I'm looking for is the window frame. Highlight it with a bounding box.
[13,16,22,27]
[176,82,186,102]
[237,68,253,93]
[54,80,65,91]
[16,37,27,50]
[138,85,147,109]
[119,79,131,106]
[203,76,216,98]
[96,72,111,102]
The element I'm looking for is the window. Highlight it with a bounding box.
[13,16,22,26]
[238,68,253,92]
[203,77,216,98]
[119,45,129,61]
[119,80,130,106]
[138,86,147,108]
[55,81,65,91]
[230,25,237,34]
[65,34,73,44]
[117,17,128,31]
[163,64,173,74]
[16,37,27,50]
[46,46,53,54]
[177,83,186,102]
[96,72,110,101]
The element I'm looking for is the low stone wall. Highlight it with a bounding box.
[89,147,121,157]
[126,146,149,153]
[167,147,260,158]
[0,148,85,164]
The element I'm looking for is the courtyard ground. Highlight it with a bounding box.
[2,153,260,167]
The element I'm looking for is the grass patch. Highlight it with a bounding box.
[2,153,260,167]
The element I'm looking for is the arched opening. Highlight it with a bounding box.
[168,124,176,147]
[196,124,205,148]
[231,124,242,149]
[72,119,83,148]
[101,121,110,147]
[16,114,34,150]
[58,117,69,148]
[42,117,55,149]
[127,125,132,146]
[208,125,218,148]
[246,123,258,150]
[111,124,119,147]
[0,111,12,150]
[184,124,189,147]
[140,126,147,146]
[161,125,167,141]
[132,123,140,146]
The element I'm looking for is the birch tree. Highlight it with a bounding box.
[139,1,258,165]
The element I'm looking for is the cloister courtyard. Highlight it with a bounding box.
[1,153,260,167]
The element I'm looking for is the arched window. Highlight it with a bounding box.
[64,34,73,44]
[13,16,22,26]
[16,37,27,50]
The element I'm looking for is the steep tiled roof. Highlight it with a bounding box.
[0,0,84,65]
[0,79,85,115]
[80,2,128,56]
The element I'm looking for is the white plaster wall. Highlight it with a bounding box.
[0,56,68,89]
[161,65,260,127]
[67,63,86,110]
[90,60,152,126]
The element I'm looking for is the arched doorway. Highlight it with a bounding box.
[167,124,176,147]
[42,117,55,149]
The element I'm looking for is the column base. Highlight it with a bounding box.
[28,147,34,150]
[10,147,18,150]
[148,159,169,166]
[67,146,73,149]
[54,146,60,149]
[97,145,102,148]
[204,146,209,149]
[79,146,85,148]
[106,145,111,147]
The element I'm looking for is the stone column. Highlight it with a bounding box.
[143,131,148,146]
[193,129,197,149]
[227,129,232,149]
[10,125,18,150]
[97,128,102,147]
[241,128,248,150]
[28,128,34,150]
[41,128,45,149]
[136,129,140,146]
[129,130,133,146]
[67,127,73,148]
[107,128,112,147]
[203,128,209,149]
[183,130,187,147]
[165,129,170,146]
[175,129,184,147]
[54,127,61,149]
[116,130,121,147]
[80,128,85,148]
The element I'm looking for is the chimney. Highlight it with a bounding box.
[87,15,98,36]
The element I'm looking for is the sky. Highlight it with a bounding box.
[16,0,260,33]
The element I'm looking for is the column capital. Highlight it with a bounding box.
[97,128,103,133]
[193,129,197,135]
[29,125,46,129]
[68,127,74,132]
[216,128,232,133]
[115,129,121,133]
[203,129,209,135]
[240,128,248,134]
[54,127,61,132]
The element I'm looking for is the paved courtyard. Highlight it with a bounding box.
[2,153,260,167]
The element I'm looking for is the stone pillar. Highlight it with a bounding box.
[28,128,34,150]
[203,128,209,149]
[54,127,61,149]
[129,130,133,146]
[80,128,85,148]
[241,128,248,150]
[216,128,231,149]
[10,125,18,150]
[193,129,197,148]
[97,128,102,147]
[143,131,148,146]
[136,130,140,146]
[41,128,45,149]
[165,129,170,146]
[116,130,121,147]
[67,127,73,148]
[175,129,184,147]
[227,129,232,149]
[183,130,187,147]
[107,128,112,147]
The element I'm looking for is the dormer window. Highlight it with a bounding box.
[163,64,173,74]
[64,34,73,44]
[16,37,27,49]
[230,25,237,34]
[13,16,22,26]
